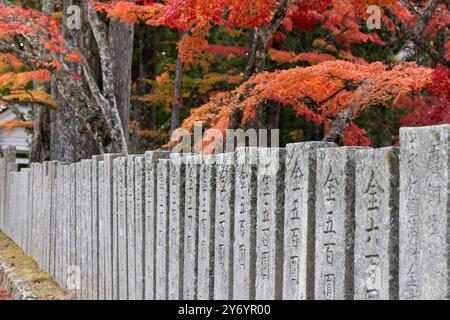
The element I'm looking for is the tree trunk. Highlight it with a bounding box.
[30,104,51,162]
[51,0,99,162]
[241,0,292,132]
[30,0,54,162]
[132,24,158,153]
[171,58,183,131]
[244,29,267,80]
[109,2,135,145]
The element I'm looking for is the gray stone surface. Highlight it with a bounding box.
[155,159,170,300]
[315,147,366,300]
[183,154,200,300]
[75,162,83,298]
[68,164,77,293]
[91,155,103,300]
[168,153,186,300]
[354,148,399,300]
[214,153,235,300]
[255,148,285,300]
[115,157,128,300]
[233,148,258,300]
[63,165,71,292]
[20,169,31,256]
[82,160,93,300]
[54,164,63,288]
[42,162,53,273]
[144,151,170,300]
[283,142,335,300]
[126,156,136,300]
[112,157,119,300]
[197,155,216,300]
[399,125,450,300]
[134,156,145,300]
[103,154,117,300]
[47,163,57,279]
[98,159,106,300]
[31,164,42,263]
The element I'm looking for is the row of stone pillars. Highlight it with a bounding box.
[0,124,448,300]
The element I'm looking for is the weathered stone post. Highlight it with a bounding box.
[197,155,216,300]
[144,151,170,300]
[75,162,83,298]
[47,162,58,279]
[214,153,235,300]
[54,163,62,288]
[233,148,258,300]
[134,155,145,300]
[168,153,187,300]
[283,142,335,300]
[255,148,286,300]
[155,159,170,300]
[183,154,201,300]
[103,154,118,300]
[126,156,137,300]
[69,164,77,294]
[91,155,103,300]
[315,147,367,300]
[354,148,399,300]
[0,146,16,229]
[399,125,450,300]
[115,157,128,300]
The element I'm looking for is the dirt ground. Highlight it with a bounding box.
[0,231,73,300]
[0,284,12,300]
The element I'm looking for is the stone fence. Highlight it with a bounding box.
[0,124,448,300]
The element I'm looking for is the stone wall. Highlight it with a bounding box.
[0,124,448,300]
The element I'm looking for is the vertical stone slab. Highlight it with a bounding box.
[54,164,62,287]
[104,154,117,300]
[69,164,77,294]
[315,147,365,300]
[82,160,93,299]
[233,148,258,300]
[214,153,235,300]
[48,162,57,278]
[144,151,170,300]
[168,153,186,299]
[21,169,31,256]
[91,155,103,300]
[32,164,43,262]
[197,155,216,300]
[41,162,50,272]
[399,125,450,300]
[45,162,57,274]
[98,160,106,300]
[283,142,335,300]
[127,156,137,300]
[26,167,33,256]
[59,164,66,289]
[1,147,16,229]
[8,171,18,238]
[155,159,170,300]
[354,148,399,300]
[183,155,200,300]
[255,148,286,300]
[134,156,145,300]
[115,157,128,300]
[75,162,83,298]
[112,156,119,300]
[65,164,73,292]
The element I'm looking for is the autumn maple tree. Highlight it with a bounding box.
[0,0,449,159]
